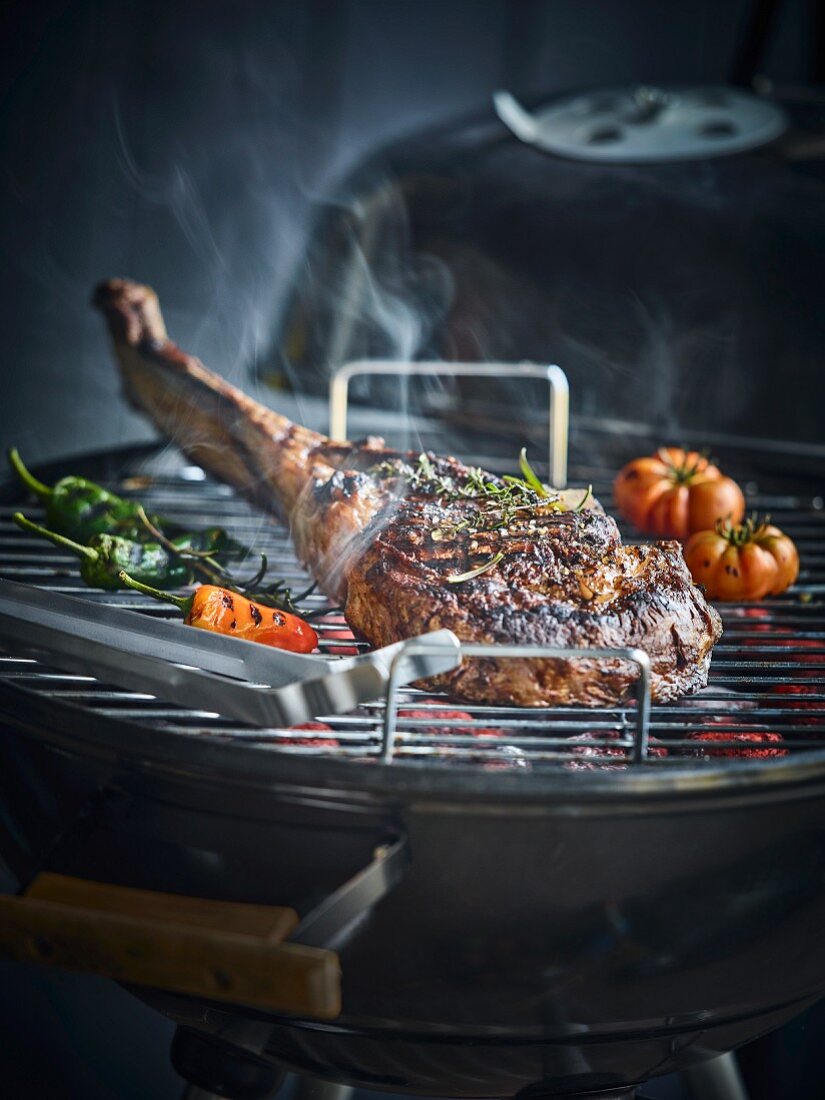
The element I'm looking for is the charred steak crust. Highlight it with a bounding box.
[343,466,721,705]
[95,279,722,708]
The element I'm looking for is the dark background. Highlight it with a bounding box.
[0,1,822,1097]
[0,0,816,463]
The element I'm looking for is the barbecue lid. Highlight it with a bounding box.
[493,84,789,163]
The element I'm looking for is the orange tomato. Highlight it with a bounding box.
[613,447,745,539]
[684,519,799,601]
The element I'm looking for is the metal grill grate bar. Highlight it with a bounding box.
[1,448,823,770]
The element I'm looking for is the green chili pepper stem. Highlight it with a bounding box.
[13,512,99,562]
[136,504,229,583]
[8,449,52,502]
[117,570,193,613]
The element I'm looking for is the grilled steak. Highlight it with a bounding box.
[94,278,722,706]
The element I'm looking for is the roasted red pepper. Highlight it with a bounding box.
[118,571,318,653]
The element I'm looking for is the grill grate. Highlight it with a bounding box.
[1,449,824,771]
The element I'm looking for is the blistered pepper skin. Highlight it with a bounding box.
[185,585,318,653]
[12,514,191,591]
[117,572,319,653]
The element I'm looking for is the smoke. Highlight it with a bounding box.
[114,105,228,275]
[105,58,464,557]
[260,132,762,478]
[111,99,311,402]
[272,165,456,453]
[109,53,459,466]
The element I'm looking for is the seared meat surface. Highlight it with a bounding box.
[344,456,720,704]
[94,278,721,706]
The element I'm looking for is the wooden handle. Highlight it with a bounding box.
[26,873,299,940]
[0,874,340,1019]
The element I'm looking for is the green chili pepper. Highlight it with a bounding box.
[10,448,245,558]
[13,513,191,590]
[8,448,162,543]
[169,526,244,556]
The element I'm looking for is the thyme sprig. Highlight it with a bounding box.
[370,449,576,543]
[371,451,563,510]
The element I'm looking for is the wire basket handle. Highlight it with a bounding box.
[329,360,569,489]
[382,640,652,766]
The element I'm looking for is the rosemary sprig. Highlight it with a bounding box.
[239,579,318,615]
[575,484,593,512]
[446,551,504,584]
[518,448,551,498]
[303,602,343,622]
[133,503,329,619]
[234,553,270,589]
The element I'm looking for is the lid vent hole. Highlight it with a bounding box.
[587,126,623,145]
[700,120,737,138]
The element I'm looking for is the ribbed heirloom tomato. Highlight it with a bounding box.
[613,447,745,540]
[684,518,799,601]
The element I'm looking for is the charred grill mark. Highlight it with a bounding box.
[670,624,689,670]
[318,439,390,470]
[220,592,234,610]
[76,498,114,523]
[345,478,722,705]
[249,603,262,625]
[313,469,368,504]
[368,495,626,603]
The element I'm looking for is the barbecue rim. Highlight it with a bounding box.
[1,677,824,811]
